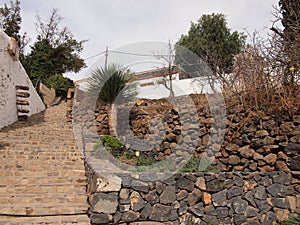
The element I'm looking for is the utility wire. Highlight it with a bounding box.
[84,49,175,61]
[111,50,175,58]
[109,50,155,57]
[84,51,106,60]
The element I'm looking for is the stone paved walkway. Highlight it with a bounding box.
[0,103,90,224]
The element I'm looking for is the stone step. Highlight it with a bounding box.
[0,102,90,224]
[0,203,88,216]
[0,154,83,161]
[0,140,78,145]
[0,163,84,172]
[0,169,86,177]
[0,133,77,139]
[0,183,86,194]
[0,193,87,205]
[15,85,29,91]
[0,155,83,162]
[0,151,82,156]
[0,147,79,152]
[0,133,76,138]
[0,176,86,185]
[1,126,75,131]
[17,108,30,113]
[16,99,29,106]
[16,91,30,98]
[1,128,76,133]
[0,215,90,225]
[0,159,84,167]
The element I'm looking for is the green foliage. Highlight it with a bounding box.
[23,39,55,87]
[23,37,84,88]
[176,13,246,76]
[136,157,156,167]
[87,64,137,104]
[179,156,219,172]
[0,0,29,58]
[22,9,85,88]
[119,150,135,160]
[44,74,74,99]
[278,211,300,225]
[100,135,123,157]
[0,0,21,39]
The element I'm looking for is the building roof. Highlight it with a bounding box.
[134,66,180,81]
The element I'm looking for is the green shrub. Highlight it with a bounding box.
[44,74,74,99]
[100,135,123,157]
[118,150,135,161]
[136,157,156,166]
[123,151,135,159]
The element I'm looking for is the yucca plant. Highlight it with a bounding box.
[87,64,137,104]
[86,63,137,136]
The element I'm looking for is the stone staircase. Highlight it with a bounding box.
[0,102,90,224]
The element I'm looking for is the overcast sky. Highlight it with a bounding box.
[18,0,278,80]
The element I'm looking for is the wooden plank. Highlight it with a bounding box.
[15,85,29,91]
[17,108,29,113]
[16,100,29,106]
[16,92,30,98]
[18,115,28,121]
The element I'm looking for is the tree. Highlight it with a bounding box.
[176,13,246,81]
[0,0,21,39]
[154,40,176,100]
[0,0,29,59]
[35,8,86,53]
[23,9,86,89]
[23,39,54,88]
[271,0,300,86]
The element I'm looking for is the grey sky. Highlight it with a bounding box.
[19,0,278,80]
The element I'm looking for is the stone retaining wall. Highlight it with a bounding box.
[86,167,300,225]
[93,95,300,173]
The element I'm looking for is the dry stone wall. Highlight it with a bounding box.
[0,29,45,129]
[72,92,300,224]
[92,95,300,173]
[86,167,300,225]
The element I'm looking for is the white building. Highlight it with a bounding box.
[75,65,215,100]
[0,29,45,129]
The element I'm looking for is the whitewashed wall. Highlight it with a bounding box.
[0,29,45,129]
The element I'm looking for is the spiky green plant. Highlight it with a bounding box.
[86,64,137,103]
